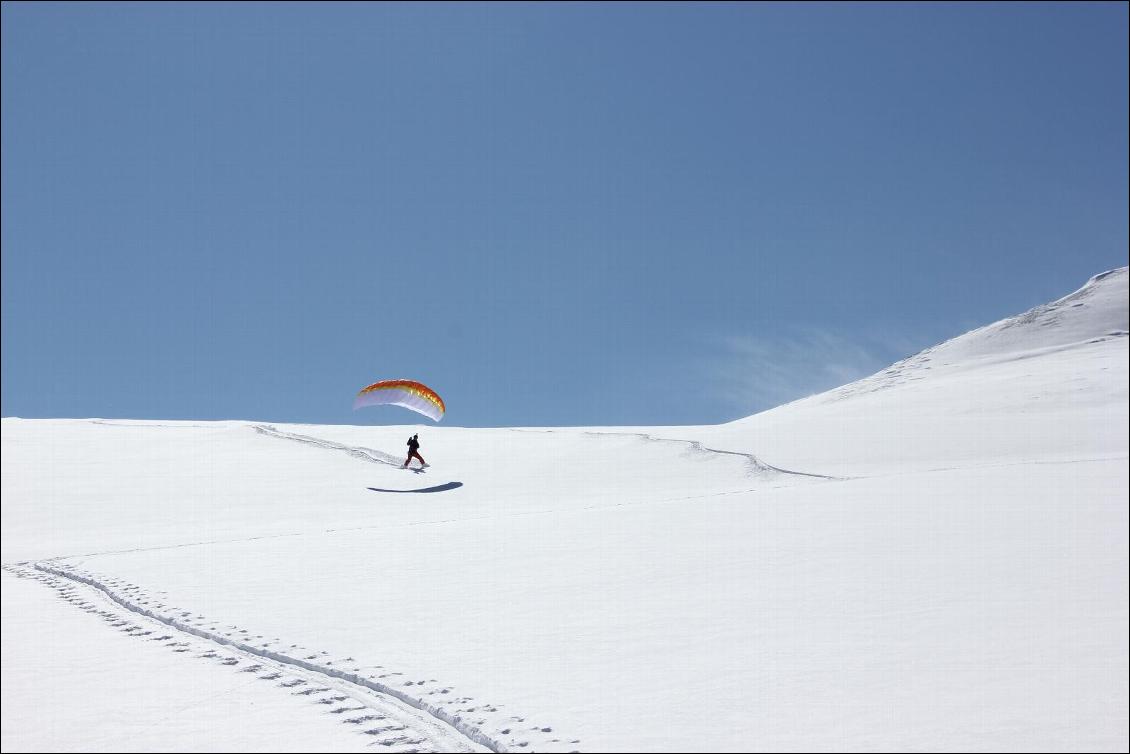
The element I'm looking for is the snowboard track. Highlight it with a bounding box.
[3,561,573,753]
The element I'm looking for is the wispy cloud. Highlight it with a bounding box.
[705,327,922,418]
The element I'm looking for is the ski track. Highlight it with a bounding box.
[510,428,845,481]
[2,562,574,754]
[254,424,408,468]
[581,430,844,480]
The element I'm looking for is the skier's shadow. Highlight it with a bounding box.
[367,482,464,494]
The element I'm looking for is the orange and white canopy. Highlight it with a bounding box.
[353,379,445,422]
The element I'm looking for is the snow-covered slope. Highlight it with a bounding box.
[919,266,1128,361]
[3,269,1127,752]
[697,267,1129,478]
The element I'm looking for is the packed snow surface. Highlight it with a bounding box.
[3,268,1127,752]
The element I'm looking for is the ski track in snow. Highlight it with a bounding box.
[506,428,844,480]
[582,430,844,480]
[254,424,408,468]
[5,423,583,751]
[2,562,573,754]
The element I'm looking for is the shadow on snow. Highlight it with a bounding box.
[367,482,464,494]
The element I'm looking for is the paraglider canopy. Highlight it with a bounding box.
[354,379,445,422]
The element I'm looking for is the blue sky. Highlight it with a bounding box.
[3,2,1127,427]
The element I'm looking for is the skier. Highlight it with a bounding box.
[403,433,427,468]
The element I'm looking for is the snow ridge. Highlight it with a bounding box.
[937,265,1128,360]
